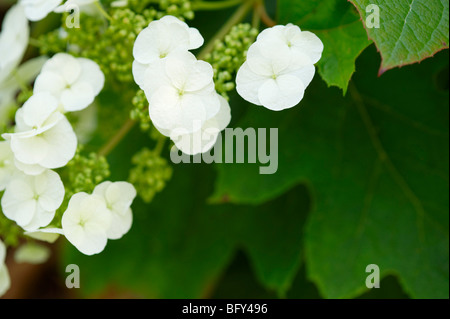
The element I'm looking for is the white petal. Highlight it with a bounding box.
[21,0,63,21]
[188,27,204,50]
[77,58,105,96]
[0,5,29,84]
[0,265,10,297]
[258,74,305,111]
[62,193,111,256]
[22,92,59,128]
[14,243,51,264]
[25,228,62,243]
[132,60,148,89]
[38,116,77,169]
[21,205,55,231]
[34,170,64,212]
[34,71,66,99]
[289,64,316,89]
[291,31,324,64]
[61,82,95,112]
[149,85,184,130]
[106,208,133,240]
[41,53,80,84]
[236,62,267,106]
[10,134,49,165]
[14,158,47,176]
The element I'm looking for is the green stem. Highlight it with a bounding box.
[98,119,136,157]
[192,0,243,10]
[153,133,166,156]
[95,0,112,21]
[197,0,255,60]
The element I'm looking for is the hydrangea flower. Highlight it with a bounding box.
[34,53,105,112]
[236,24,323,111]
[0,141,16,191]
[144,51,220,133]
[170,94,231,155]
[2,92,77,173]
[19,0,62,21]
[132,15,204,88]
[93,181,137,240]
[1,170,65,231]
[61,192,111,255]
[0,240,10,297]
[0,4,29,86]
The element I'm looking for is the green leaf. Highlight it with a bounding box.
[212,47,449,298]
[278,0,372,93]
[349,0,449,73]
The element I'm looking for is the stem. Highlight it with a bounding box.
[95,0,112,21]
[252,1,261,29]
[192,0,243,10]
[256,1,276,27]
[98,119,136,157]
[197,0,255,60]
[153,133,166,156]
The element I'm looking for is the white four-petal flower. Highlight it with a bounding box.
[93,181,137,240]
[34,53,105,112]
[61,192,111,256]
[2,92,77,173]
[236,24,323,111]
[144,51,220,133]
[1,169,65,231]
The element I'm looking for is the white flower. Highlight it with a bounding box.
[132,15,204,88]
[20,0,63,21]
[2,92,77,172]
[34,53,105,112]
[1,169,65,231]
[257,24,324,64]
[0,240,10,297]
[144,51,220,133]
[93,181,136,240]
[236,24,322,111]
[61,192,111,255]
[14,242,51,264]
[0,141,17,191]
[170,94,231,155]
[0,4,29,85]
[54,0,98,16]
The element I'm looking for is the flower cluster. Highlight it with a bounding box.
[133,15,231,155]
[204,23,258,100]
[0,3,137,295]
[129,147,173,203]
[236,24,324,111]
